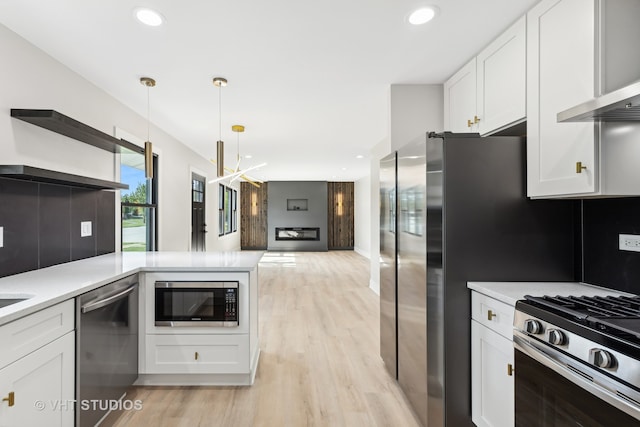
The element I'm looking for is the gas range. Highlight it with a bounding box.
[514,294,640,424]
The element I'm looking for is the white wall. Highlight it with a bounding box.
[368,138,390,295]
[0,23,240,252]
[368,84,443,295]
[390,85,444,151]
[354,174,371,259]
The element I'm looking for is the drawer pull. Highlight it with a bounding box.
[576,161,587,173]
[2,392,14,407]
[467,119,473,128]
[474,115,481,124]
[487,310,497,321]
[507,364,514,376]
[195,351,199,361]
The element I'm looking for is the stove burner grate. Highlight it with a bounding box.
[524,294,640,340]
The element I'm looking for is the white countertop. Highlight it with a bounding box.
[0,251,264,326]
[467,281,634,306]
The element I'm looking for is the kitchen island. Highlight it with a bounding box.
[0,251,262,427]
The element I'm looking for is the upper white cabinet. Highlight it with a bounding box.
[527,0,640,198]
[444,58,477,133]
[527,0,596,197]
[476,16,526,135]
[444,16,526,135]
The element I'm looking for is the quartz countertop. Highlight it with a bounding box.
[0,251,264,326]
[467,281,633,306]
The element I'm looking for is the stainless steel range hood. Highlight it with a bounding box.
[557,80,640,122]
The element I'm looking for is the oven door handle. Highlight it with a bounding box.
[81,284,137,314]
[514,331,640,422]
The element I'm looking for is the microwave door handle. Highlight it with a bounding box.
[513,333,640,421]
[81,285,137,314]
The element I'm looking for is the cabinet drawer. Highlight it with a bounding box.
[0,300,74,369]
[471,292,514,340]
[146,334,249,374]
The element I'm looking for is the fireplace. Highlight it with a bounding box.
[275,227,320,241]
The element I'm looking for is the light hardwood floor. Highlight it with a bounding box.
[111,251,421,427]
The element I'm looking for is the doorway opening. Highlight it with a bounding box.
[191,173,206,251]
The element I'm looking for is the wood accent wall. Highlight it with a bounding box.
[240,182,268,249]
[327,182,354,250]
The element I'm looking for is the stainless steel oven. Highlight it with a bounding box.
[514,295,640,426]
[155,281,239,327]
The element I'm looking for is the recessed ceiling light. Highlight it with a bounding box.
[244,155,253,159]
[134,7,164,27]
[408,7,437,25]
[356,155,364,159]
[341,167,347,171]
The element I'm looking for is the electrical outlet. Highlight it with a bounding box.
[619,234,640,252]
[0,226,3,248]
[81,221,92,237]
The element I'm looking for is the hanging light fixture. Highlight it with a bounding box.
[140,77,156,179]
[213,77,227,177]
[229,124,264,187]
[232,124,244,172]
[208,79,266,186]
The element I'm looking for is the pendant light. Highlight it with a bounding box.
[213,77,227,177]
[229,124,264,187]
[232,124,244,172]
[140,77,156,179]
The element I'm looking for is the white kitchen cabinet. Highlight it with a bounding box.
[476,15,526,135]
[526,0,596,197]
[444,16,526,136]
[444,58,477,133]
[0,301,75,427]
[472,321,514,427]
[145,334,249,374]
[526,0,640,198]
[138,271,260,386]
[471,291,514,427]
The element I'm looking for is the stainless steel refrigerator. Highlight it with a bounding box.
[380,132,578,427]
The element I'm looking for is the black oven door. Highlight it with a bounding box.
[155,281,238,326]
[514,334,640,427]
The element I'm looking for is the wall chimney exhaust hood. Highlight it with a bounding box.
[557,80,640,122]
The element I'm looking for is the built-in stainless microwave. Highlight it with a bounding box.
[155,281,239,327]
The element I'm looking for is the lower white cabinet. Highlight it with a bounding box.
[146,334,249,374]
[138,271,260,386]
[472,321,514,427]
[471,292,514,427]
[0,331,75,427]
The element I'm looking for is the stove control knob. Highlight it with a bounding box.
[524,319,543,335]
[547,329,566,346]
[589,349,616,369]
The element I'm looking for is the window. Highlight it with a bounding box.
[120,148,158,251]
[218,184,237,236]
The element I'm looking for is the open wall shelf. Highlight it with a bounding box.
[0,165,128,190]
[10,109,143,154]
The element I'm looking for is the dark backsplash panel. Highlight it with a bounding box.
[0,179,39,276]
[39,183,72,268]
[583,197,640,293]
[0,177,115,278]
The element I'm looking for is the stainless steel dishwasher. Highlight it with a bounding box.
[76,274,139,427]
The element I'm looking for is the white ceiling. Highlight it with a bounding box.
[0,0,538,182]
